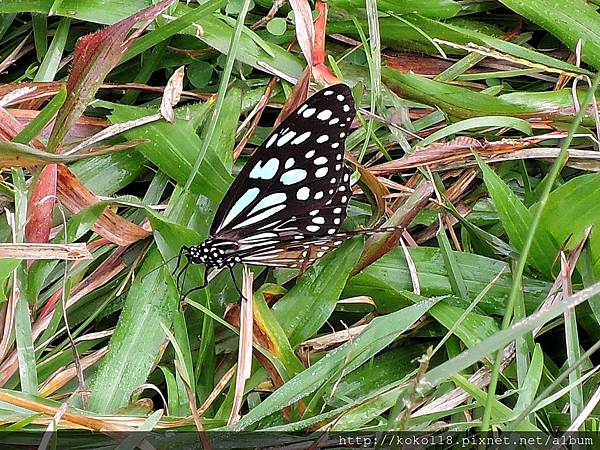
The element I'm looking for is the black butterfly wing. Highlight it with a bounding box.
[209,84,356,244]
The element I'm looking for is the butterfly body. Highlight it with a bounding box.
[184,84,356,273]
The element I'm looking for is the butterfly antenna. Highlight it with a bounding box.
[140,252,181,282]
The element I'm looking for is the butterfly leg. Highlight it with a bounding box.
[228,265,251,303]
[297,243,314,279]
[180,267,209,301]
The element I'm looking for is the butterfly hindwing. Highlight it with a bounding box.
[210,84,356,242]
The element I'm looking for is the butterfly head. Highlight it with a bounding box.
[185,239,241,269]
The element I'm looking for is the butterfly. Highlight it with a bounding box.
[176,84,397,294]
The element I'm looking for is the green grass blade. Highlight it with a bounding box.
[183,0,252,192]
[499,0,600,70]
[33,17,69,82]
[13,85,67,145]
[31,13,47,61]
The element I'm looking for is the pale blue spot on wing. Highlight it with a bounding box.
[249,192,287,215]
[232,204,286,229]
[219,187,260,230]
[280,169,307,185]
[250,158,280,180]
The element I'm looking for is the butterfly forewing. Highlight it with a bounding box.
[210,84,356,243]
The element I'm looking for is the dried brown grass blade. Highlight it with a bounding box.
[174,360,212,450]
[0,243,91,260]
[289,0,314,66]
[345,151,389,224]
[0,390,128,432]
[228,266,254,426]
[233,77,277,161]
[273,68,311,128]
[56,164,150,246]
[160,66,185,123]
[352,181,433,275]
[39,348,108,397]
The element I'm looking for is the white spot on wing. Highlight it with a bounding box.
[306,225,320,232]
[314,191,324,199]
[285,157,295,169]
[315,167,328,178]
[316,134,329,143]
[312,217,325,224]
[317,109,332,121]
[329,118,339,125]
[305,150,315,158]
[291,131,311,145]
[266,134,278,148]
[323,90,333,96]
[296,186,310,200]
[277,131,297,147]
[302,107,316,118]
[337,94,344,101]
[314,156,327,165]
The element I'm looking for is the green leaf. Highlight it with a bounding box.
[187,61,213,89]
[86,250,179,413]
[104,102,233,202]
[272,239,363,347]
[537,173,600,251]
[477,156,558,277]
[329,0,461,19]
[33,17,69,82]
[422,281,600,388]
[499,0,600,70]
[382,69,537,119]
[513,344,544,417]
[233,297,439,430]
[451,373,538,431]
[252,284,305,379]
[266,18,287,36]
[13,85,66,145]
[346,247,551,315]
